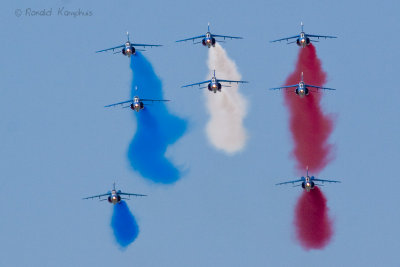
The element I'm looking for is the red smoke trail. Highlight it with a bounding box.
[284,44,335,249]
[294,186,333,250]
[284,44,334,173]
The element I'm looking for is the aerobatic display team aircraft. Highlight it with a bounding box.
[182,70,248,93]
[83,183,147,204]
[270,72,336,97]
[105,87,170,112]
[96,32,162,57]
[270,22,337,47]
[176,23,243,48]
[275,167,340,192]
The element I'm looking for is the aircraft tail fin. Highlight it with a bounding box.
[208,22,210,32]
[306,166,309,176]
[127,31,130,42]
[301,22,304,32]
[301,72,304,82]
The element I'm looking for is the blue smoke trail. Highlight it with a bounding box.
[128,52,187,184]
[111,201,139,248]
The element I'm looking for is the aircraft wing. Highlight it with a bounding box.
[270,35,300,43]
[182,80,211,88]
[83,193,109,200]
[132,43,162,48]
[306,84,336,91]
[119,192,147,197]
[212,34,243,40]
[313,178,341,184]
[96,45,124,53]
[176,35,206,43]
[276,179,303,186]
[269,85,298,90]
[104,100,133,108]
[307,34,337,39]
[218,79,248,84]
[140,99,170,102]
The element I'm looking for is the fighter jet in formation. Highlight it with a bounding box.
[270,72,336,97]
[182,70,248,93]
[83,183,147,204]
[270,22,337,48]
[96,32,162,57]
[276,167,340,192]
[105,87,170,112]
[176,23,243,48]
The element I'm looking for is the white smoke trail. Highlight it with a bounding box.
[205,43,248,154]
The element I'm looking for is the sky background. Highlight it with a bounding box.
[1,0,400,266]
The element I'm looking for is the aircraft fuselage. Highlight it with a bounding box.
[296,32,311,48]
[301,176,315,192]
[208,77,222,93]
[295,82,309,96]
[108,190,122,204]
[202,32,216,48]
[122,42,136,57]
[130,96,144,112]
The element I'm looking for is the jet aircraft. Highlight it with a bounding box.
[96,32,162,57]
[176,23,243,48]
[275,167,340,192]
[83,183,147,204]
[270,72,336,97]
[182,70,248,93]
[105,88,170,112]
[270,22,337,47]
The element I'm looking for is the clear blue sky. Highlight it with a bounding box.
[1,0,399,266]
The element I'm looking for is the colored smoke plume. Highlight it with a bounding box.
[111,201,139,248]
[128,52,187,184]
[205,43,248,154]
[294,187,333,250]
[284,44,334,173]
